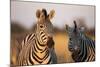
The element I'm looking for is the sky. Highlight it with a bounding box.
[11,1,95,29]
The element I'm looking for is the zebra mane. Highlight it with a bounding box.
[42,9,48,18]
[73,20,78,33]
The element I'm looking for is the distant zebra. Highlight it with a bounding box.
[65,21,95,62]
[17,9,57,66]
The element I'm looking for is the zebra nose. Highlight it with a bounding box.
[68,45,74,51]
[74,46,78,50]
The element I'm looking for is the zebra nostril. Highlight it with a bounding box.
[69,47,74,52]
[68,44,76,52]
[40,25,43,28]
[69,38,72,40]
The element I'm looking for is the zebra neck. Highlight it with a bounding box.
[79,39,88,62]
[35,30,48,45]
[72,39,88,62]
[33,37,48,53]
[29,46,50,64]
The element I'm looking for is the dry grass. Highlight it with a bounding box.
[53,32,74,63]
[10,37,19,65]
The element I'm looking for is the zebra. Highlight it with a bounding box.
[65,21,95,62]
[17,9,57,66]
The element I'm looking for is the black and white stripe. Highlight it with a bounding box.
[17,27,56,66]
[66,21,95,62]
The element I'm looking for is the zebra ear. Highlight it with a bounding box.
[79,27,85,32]
[36,9,41,18]
[66,24,68,30]
[48,10,55,20]
[42,9,47,18]
[65,24,70,32]
[73,20,78,32]
[74,20,77,29]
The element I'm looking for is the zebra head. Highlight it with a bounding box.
[35,9,55,45]
[66,21,85,53]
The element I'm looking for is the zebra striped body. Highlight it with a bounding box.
[17,9,57,66]
[70,33,95,62]
[66,21,95,62]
